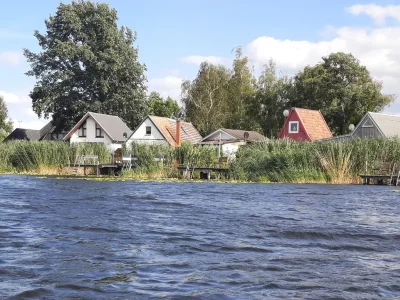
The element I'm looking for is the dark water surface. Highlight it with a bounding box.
[1,175,400,299]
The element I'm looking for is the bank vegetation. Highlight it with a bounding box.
[1,138,400,184]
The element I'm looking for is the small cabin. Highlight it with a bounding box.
[200,128,266,158]
[351,112,400,138]
[279,108,332,141]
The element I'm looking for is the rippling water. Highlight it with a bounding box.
[1,175,400,299]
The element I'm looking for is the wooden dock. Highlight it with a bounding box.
[359,175,397,185]
[177,166,229,180]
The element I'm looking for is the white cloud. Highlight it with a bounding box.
[11,119,47,130]
[180,55,228,66]
[0,90,47,130]
[244,13,400,113]
[0,91,30,104]
[347,4,400,26]
[148,75,183,100]
[0,51,23,66]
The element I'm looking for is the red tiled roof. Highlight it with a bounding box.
[295,108,332,141]
[149,116,202,147]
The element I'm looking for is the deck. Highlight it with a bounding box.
[177,166,230,180]
[359,174,399,186]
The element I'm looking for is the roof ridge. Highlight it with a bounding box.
[369,112,400,117]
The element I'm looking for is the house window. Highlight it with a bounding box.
[96,123,104,138]
[145,126,151,135]
[79,121,86,137]
[362,119,374,128]
[288,121,299,133]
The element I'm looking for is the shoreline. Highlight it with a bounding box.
[0,172,363,185]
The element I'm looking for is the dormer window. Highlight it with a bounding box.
[146,126,151,135]
[79,121,87,137]
[96,123,104,138]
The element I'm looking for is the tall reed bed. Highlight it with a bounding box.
[122,142,219,178]
[0,141,110,173]
[232,137,400,183]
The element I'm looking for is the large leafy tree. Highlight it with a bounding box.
[181,62,231,136]
[225,47,256,129]
[24,0,147,131]
[291,52,395,135]
[148,92,181,118]
[0,95,13,142]
[247,59,292,137]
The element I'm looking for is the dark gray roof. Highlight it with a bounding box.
[368,112,400,137]
[89,112,132,142]
[222,128,266,142]
[3,128,42,142]
[64,112,132,142]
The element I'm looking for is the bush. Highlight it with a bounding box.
[0,141,110,173]
[232,137,400,183]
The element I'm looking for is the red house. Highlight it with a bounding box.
[278,108,332,141]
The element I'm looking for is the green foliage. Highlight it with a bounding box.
[24,0,147,131]
[148,92,181,118]
[0,95,13,142]
[291,52,395,135]
[123,142,219,177]
[182,62,231,136]
[232,137,400,183]
[0,141,110,172]
[246,59,292,138]
[225,47,256,129]
[181,51,394,138]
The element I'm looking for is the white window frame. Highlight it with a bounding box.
[288,121,299,133]
[362,119,374,128]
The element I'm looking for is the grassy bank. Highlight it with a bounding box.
[122,142,219,179]
[2,138,400,184]
[232,137,400,183]
[0,141,110,174]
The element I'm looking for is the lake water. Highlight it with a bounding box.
[1,175,400,299]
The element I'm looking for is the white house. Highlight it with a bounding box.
[126,115,202,147]
[200,128,266,158]
[63,112,132,151]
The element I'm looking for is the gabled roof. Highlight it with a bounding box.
[201,128,266,143]
[367,112,400,137]
[3,128,42,142]
[63,112,132,142]
[294,108,332,141]
[222,128,266,142]
[3,121,57,142]
[147,116,202,147]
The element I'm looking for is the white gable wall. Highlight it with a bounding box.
[126,117,168,147]
[204,130,235,142]
[70,115,121,151]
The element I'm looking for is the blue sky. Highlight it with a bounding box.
[1,0,400,129]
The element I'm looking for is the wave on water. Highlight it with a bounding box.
[70,226,121,233]
[8,288,52,299]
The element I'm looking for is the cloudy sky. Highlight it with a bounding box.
[1,0,400,129]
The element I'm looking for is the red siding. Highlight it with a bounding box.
[278,110,311,141]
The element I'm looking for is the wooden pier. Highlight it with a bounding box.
[67,154,133,176]
[359,161,400,186]
[177,166,229,180]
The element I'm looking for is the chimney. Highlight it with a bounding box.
[176,119,182,147]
